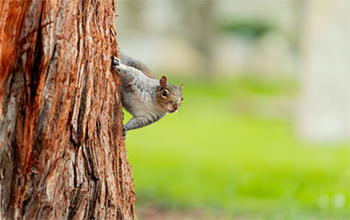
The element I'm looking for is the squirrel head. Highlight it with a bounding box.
[156,76,184,113]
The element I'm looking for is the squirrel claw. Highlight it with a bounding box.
[123,128,127,138]
[112,56,121,68]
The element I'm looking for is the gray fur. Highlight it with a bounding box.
[119,52,155,79]
[112,56,168,134]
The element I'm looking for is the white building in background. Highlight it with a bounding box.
[115,0,297,77]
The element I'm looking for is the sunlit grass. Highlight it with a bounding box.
[124,77,349,219]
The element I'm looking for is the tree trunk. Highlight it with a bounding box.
[296,0,350,143]
[0,0,136,219]
[175,0,214,77]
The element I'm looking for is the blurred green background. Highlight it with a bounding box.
[115,1,349,219]
[124,77,348,219]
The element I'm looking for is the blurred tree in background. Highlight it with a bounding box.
[296,0,349,143]
[174,0,215,77]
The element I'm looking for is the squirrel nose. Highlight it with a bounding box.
[173,104,179,110]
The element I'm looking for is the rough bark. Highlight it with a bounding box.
[0,0,136,219]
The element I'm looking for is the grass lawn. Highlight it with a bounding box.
[124,77,349,219]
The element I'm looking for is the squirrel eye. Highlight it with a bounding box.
[162,91,168,97]
[181,97,184,101]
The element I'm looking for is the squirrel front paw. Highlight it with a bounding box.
[112,56,122,71]
[123,128,127,137]
[112,56,120,66]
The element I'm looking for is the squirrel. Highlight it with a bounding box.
[112,52,184,136]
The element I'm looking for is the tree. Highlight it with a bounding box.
[296,0,349,143]
[0,0,136,219]
[174,0,214,77]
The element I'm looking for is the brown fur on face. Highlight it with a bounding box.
[156,76,184,113]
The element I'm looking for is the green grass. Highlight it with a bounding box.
[124,77,349,219]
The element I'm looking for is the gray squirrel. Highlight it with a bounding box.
[112,52,184,136]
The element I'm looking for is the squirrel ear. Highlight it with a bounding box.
[160,76,167,87]
[179,83,184,91]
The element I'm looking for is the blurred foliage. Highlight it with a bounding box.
[218,20,274,40]
[124,76,349,219]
